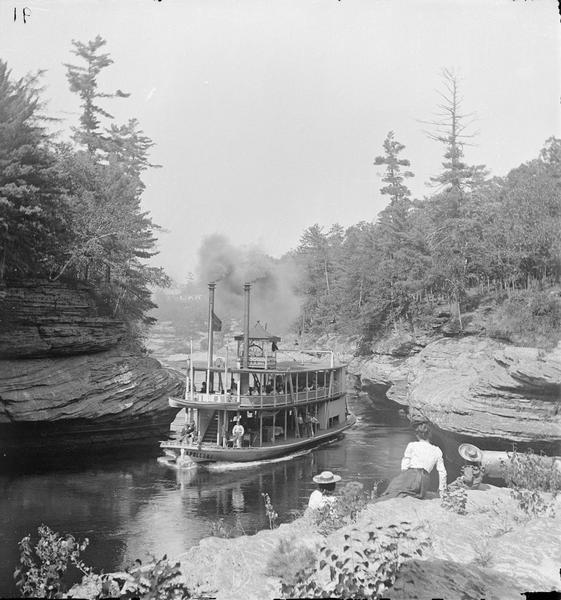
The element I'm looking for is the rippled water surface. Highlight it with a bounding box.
[0,395,422,595]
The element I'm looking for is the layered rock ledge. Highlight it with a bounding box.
[0,280,183,454]
[0,349,182,423]
[0,279,127,358]
[174,486,560,599]
[349,336,561,447]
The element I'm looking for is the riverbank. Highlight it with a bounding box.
[173,485,560,599]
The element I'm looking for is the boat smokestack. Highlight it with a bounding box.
[207,282,216,389]
[243,283,251,368]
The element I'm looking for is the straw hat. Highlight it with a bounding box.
[312,471,341,485]
[458,443,483,462]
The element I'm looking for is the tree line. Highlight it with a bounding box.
[2,50,559,348]
[293,70,561,346]
[0,37,168,331]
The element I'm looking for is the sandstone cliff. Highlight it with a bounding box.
[0,280,183,454]
[349,334,561,448]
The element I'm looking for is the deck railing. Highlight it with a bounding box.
[186,381,345,409]
[186,381,345,408]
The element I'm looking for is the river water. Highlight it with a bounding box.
[0,394,438,595]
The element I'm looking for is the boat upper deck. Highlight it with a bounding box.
[176,360,347,411]
[171,383,345,410]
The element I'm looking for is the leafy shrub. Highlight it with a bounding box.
[501,448,560,517]
[501,448,561,493]
[280,522,429,599]
[486,289,561,348]
[261,492,279,529]
[265,537,317,586]
[509,489,552,518]
[312,481,368,535]
[113,556,191,600]
[14,525,90,598]
[208,515,246,539]
[14,526,192,600]
[440,484,467,515]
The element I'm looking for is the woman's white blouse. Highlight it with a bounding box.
[401,440,447,490]
[308,490,336,510]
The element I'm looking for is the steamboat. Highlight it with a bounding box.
[160,283,356,464]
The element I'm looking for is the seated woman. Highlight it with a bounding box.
[378,421,447,501]
[308,470,341,510]
[454,444,485,489]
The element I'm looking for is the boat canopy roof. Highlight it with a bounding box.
[233,321,281,342]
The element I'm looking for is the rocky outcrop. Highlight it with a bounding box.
[171,486,560,600]
[405,337,561,446]
[0,349,182,423]
[0,279,126,358]
[349,336,561,446]
[0,279,183,454]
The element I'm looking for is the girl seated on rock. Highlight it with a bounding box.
[377,421,447,501]
[453,444,485,489]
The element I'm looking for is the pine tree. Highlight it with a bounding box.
[374,131,414,204]
[58,37,169,326]
[423,68,487,206]
[64,35,129,155]
[371,133,429,333]
[0,61,70,279]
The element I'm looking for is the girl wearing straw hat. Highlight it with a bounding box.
[308,471,341,510]
[378,421,447,501]
[455,443,484,489]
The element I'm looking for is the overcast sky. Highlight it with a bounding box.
[1,0,560,281]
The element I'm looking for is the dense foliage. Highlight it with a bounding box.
[0,37,168,332]
[280,522,429,599]
[294,119,561,348]
[14,525,191,599]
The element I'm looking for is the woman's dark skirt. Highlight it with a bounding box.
[378,468,430,501]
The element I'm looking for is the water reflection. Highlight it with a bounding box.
[0,394,417,596]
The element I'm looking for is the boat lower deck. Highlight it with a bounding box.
[161,414,356,463]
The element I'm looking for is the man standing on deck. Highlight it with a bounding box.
[232,417,245,448]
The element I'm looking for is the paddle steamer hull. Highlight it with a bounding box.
[162,413,356,463]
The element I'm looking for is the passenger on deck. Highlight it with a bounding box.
[180,422,196,444]
[306,413,319,436]
[232,417,245,448]
[200,382,207,394]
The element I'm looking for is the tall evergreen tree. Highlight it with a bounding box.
[0,61,70,279]
[374,131,414,204]
[64,35,129,155]
[58,37,168,325]
[371,133,429,332]
[423,68,487,205]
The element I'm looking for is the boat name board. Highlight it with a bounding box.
[184,449,213,460]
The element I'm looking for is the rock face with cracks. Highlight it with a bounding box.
[0,280,183,454]
[350,335,561,447]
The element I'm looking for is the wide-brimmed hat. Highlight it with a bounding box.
[313,471,341,485]
[458,443,483,462]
